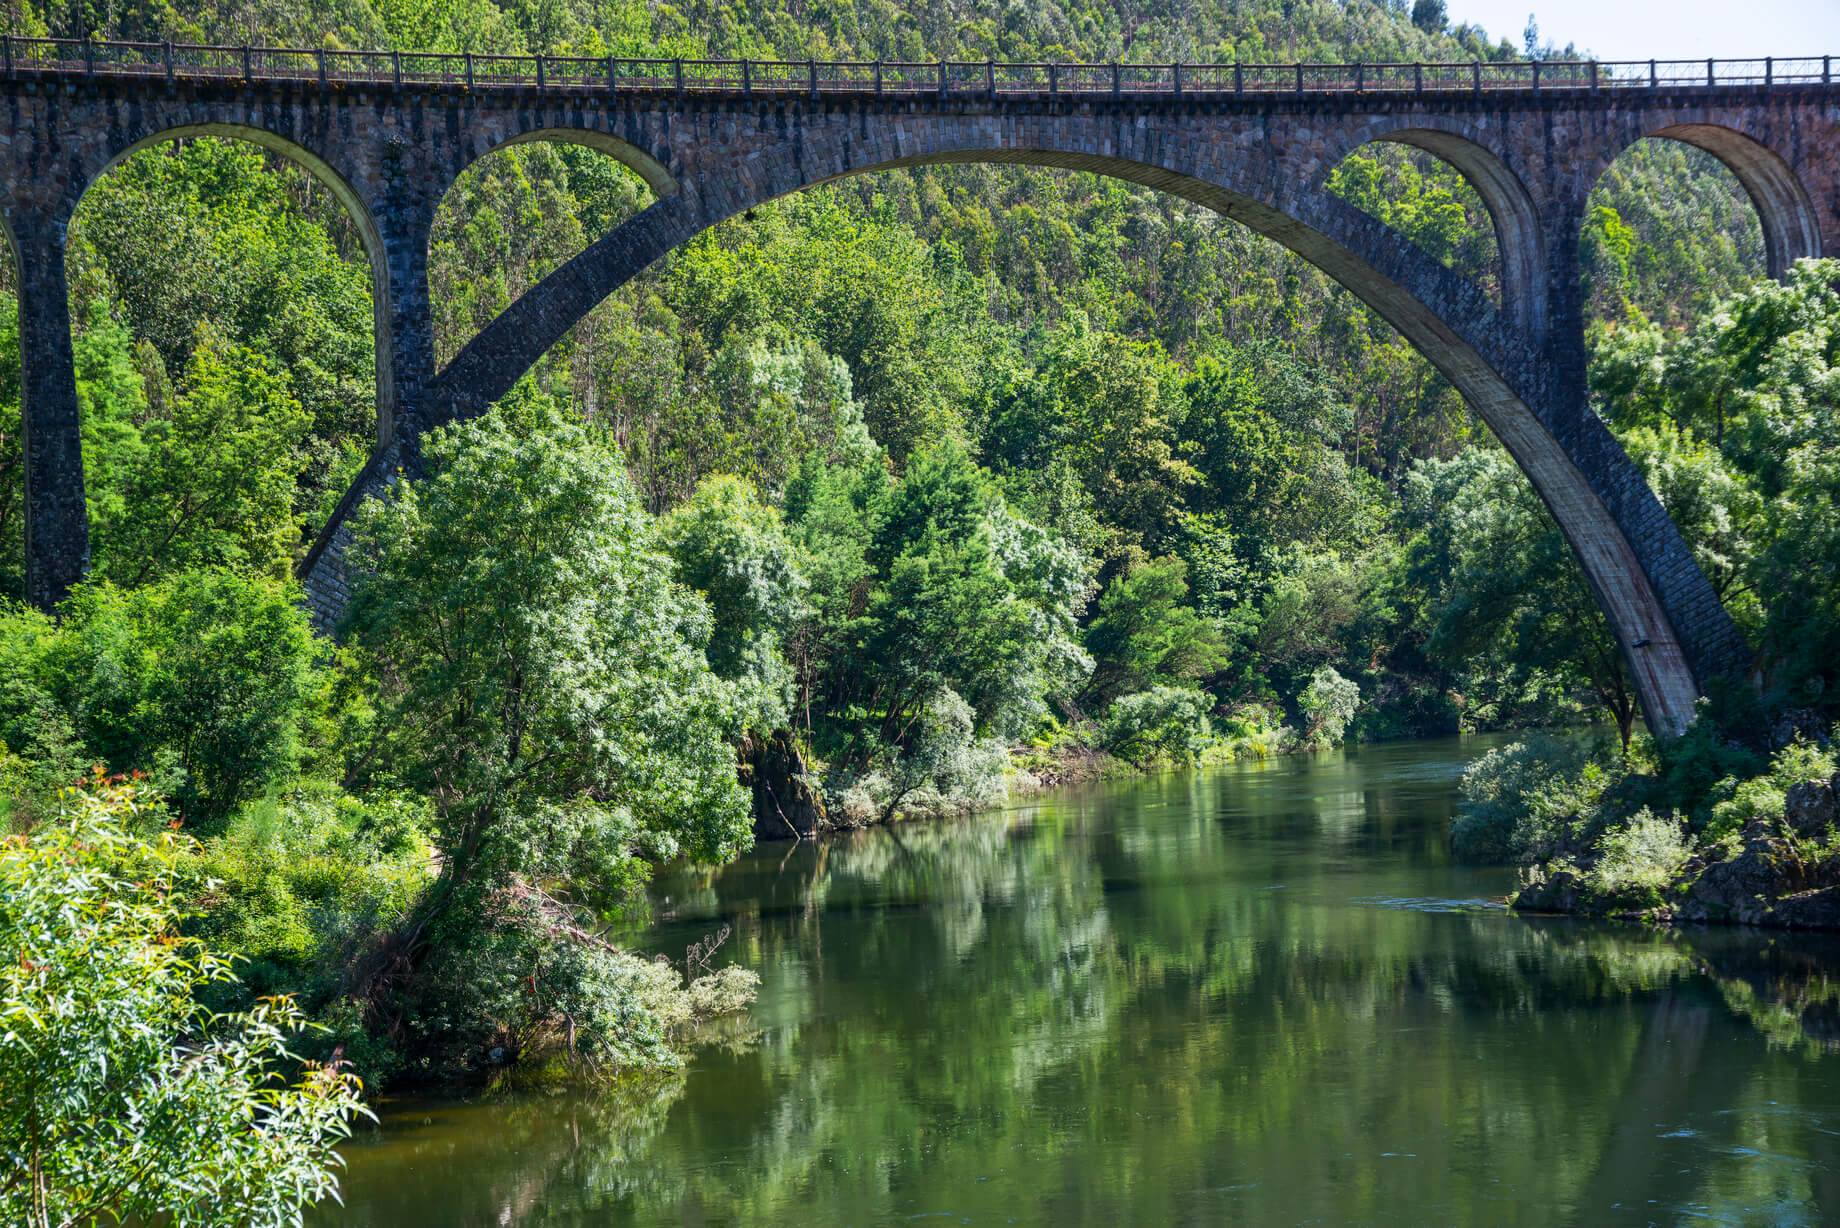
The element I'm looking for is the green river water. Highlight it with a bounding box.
[317,735,1840,1226]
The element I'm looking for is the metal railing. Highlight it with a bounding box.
[0,37,1830,98]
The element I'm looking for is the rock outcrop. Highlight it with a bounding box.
[738,729,826,842]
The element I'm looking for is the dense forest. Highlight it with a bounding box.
[2,0,1834,1221]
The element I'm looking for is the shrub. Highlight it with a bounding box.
[179,784,437,1091]
[1451,735,1596,862]
[1588,808,1691,908]
[1102,686,1214,768]
[187,785,434,985]
[409,881,758,1078]
[0,775,366,1227]
[836,688,1010,822]
[1298,665,1360,749]
[1705,739,1836,843]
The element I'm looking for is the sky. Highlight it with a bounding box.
[1444,0,1840,62]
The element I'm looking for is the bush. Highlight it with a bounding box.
[1451,735,1597,862]
[1587,808,1691,908]
[1102,686,1214,768]
[835,687,1009,823]
[1,775,366,1227]
[176,784,438,1092]
[1705,739,1836,843]
[187,786,434,983]
[1298,665,1360,749]
[409,881,758,1078]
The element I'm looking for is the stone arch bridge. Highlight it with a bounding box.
[3,42,1838,735]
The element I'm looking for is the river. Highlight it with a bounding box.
[317,735,1840,1225]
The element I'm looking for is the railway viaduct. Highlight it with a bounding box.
[3,44,1837,734]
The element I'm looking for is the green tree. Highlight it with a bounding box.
[1404,449,1638,746]
[985,316,1194,559]
[1083,557,1230,707]
[1299,664,1361,749]
[90,331,309,586]
[341,409,752,1054]
[659,474,807,729]
[834,442,1087,750]
[1102,685,1214,767]
[1594,261,1840,711]
[0,573,318,826]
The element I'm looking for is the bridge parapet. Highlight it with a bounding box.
[0,36,1832,100]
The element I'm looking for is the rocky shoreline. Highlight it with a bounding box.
[1517,770,1840,930]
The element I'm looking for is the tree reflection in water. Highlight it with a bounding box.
[326,739,1840,1227]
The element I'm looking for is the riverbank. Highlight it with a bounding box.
[1516,772,1840,928]
[1471,733,1840,931]
[744,711,1309,841]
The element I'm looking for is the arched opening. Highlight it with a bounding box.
[64,129,385,587]
[1582,135,1770,329]
[1326,139,1506,307]
[428,131,660,409]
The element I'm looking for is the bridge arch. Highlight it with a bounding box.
[428,127,665,374]
[421,140,1706,733]
[1579,120,1823,282]
[1328,119,1547,338]
[89,123,397,443]
[478,127,676,201]
[1646,124,1824,278]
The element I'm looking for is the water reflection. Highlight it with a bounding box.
[324,738,1840,1226]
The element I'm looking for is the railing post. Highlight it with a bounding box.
[1414,62,1422,93]
[606,54,615,92]
[986,58,994,99]
[1173,62,1183,97]
[1531,61,1539,93]
[1826,56,1832,86]
[741,58,750,96]
[1765,56,1773,88]
[938,59,947,98]
[1649,58,1657,89]
[1354,61,1363,92]
[535,54,544,90]
[4,36,13,78]
[82,36,93,78]
[1707,58,1714,87]
[1112,62,1120,97]
[1296,63,1304,94]
[242,44,252,83]
[393,49,403,88]
[673,57,683,97]
[1590,60,1598,92]
[164,40,174,83]
[1048,62,1056,95]
[1234,62,1243,96]
[809,56,817,100]
[874,60,882,96]
[1472,60,1480,95]
[318,47,328,86]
